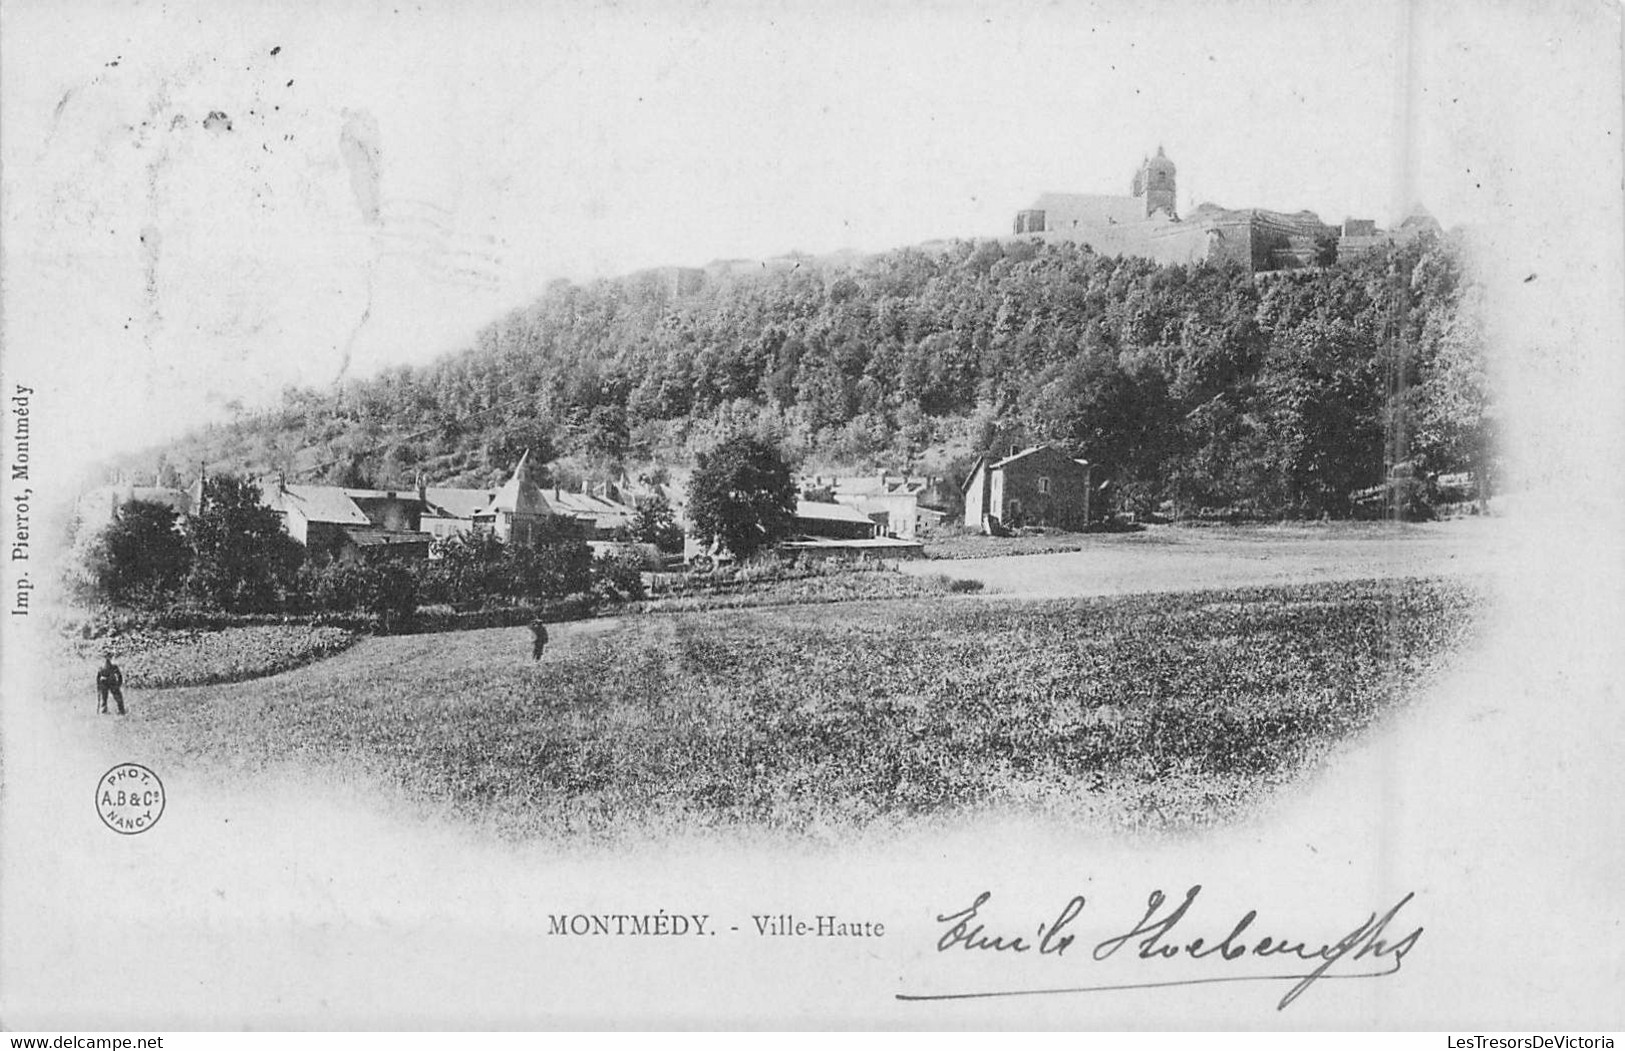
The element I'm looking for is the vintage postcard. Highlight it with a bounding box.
[2,0,1622,1033]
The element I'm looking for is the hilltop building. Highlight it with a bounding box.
[1333,206,1443,260]
[1011,148,1439,272]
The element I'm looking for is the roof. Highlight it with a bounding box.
[813,475,928,497]
[422,487,497,519]
[125,487,192,512]
[342,528,432,549]
[339,487,426,500]
[794,499,878,524]
[990,445,1091,471]
[262,483,373,525]
[1399,204,1441,231]
[487,452,553,516]
[548,490,637,527]
[960,454,988,491]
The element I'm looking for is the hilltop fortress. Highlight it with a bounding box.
[1011,147,1439,272]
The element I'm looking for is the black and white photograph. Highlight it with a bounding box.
[1,0,1621,1034]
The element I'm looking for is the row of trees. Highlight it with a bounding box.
[76,476,301,612]
[147,233,1491,519]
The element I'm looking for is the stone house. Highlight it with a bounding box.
[259,480,431,563]
[962,445,1093,533]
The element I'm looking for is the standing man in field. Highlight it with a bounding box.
[96,653,126,716]
[529,619,549,661]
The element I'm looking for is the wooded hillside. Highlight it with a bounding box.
[146,233,1490,519]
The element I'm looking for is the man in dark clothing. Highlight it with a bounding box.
[96,655,126,716]
[529,620,549,661]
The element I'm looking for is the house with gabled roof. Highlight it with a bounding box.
[547,488,637,538]
[962,445,1092,533]
[800,472,938,540]
[420,485,499,541]
[256,454,588,561]
[780,498,924,558]
[259,479,432,563]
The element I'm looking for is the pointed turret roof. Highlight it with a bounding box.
[486,451,554,516]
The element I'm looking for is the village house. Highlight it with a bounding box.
[259,478,432,563]
[254,454,630,562]
[547,487,638,539]
[793,499,881,540]
[803,472,942,540]
[76,469,201,530]
[962,445,1093,533]
[468,451,555,545]
[781,498,925,558]
[420,484,498,541]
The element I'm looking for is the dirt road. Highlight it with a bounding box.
[900,518,1507,598]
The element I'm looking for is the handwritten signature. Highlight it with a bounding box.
[898,886,1423,1011]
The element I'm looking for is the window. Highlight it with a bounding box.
[1038,476,1051,495]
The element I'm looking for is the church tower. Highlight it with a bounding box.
[1131,146,1178,218]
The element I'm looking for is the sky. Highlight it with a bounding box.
[1,0,1621,476]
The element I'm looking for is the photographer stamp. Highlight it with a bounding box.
[95,763,165,835]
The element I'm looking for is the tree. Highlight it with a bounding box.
[356,561,418,631]
[1256,319,1385,516]
[626,492,684,553]
[1313,232,1340,267]
[1412,283,1493,503]
[85,500,191,607]
[687,435,796,559]
[185,475,303,612]
[299,559,417,630]
[413,531,509,607]
[415,529,592,607]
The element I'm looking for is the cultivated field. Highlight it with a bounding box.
[86,573,1490,842]
[67,625,359,689]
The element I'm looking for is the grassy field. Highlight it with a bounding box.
[109,575,1488,842]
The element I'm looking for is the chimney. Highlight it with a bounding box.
[416,472,426,502]
[1008,444,1020,458]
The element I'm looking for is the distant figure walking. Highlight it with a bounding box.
[529,620,549,661]
[96,654,126,716]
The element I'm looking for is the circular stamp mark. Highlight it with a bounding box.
[96,763,165,835]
